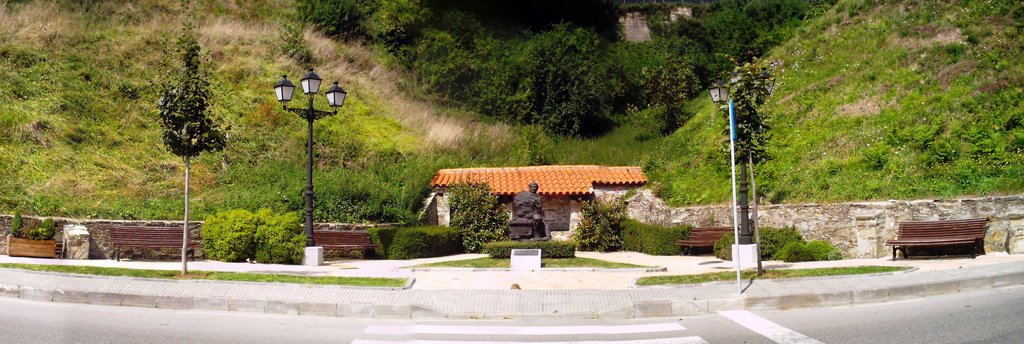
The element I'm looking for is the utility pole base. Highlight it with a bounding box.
[732,243,759,268]
[303,246,324,266]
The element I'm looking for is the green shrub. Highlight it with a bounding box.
[483,240,576,259]
[27,218,56,241]
[621,219,690,255]
[713,232,735,261]
[369,226,462,260]
[203,209,305,264]
[806,240,843,261]
[758,227,804,260]
[449,183,508,253]
[777,241,817,262]
[280,22,313,65]
[253,211,306,265]
[10,211,23,238]
[573,197,626,252]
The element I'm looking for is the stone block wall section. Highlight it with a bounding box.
[625,189,1024,258]
[0,214,395,259]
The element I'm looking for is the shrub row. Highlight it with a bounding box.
[483,241,577,259]
[202,209,306,265]
[369,226,462,260]
[621,219,690,256]
[712,227,843,262]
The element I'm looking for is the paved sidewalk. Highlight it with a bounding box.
[1,256,1021,319]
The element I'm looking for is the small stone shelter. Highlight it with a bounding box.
[421,165,647,239]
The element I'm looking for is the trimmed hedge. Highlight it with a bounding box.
[621,219,690,255]
[483,240,577,259]
[778,240,843,262]
[369,226,462,260]
[202,209,306,264]
[713,227,805,261]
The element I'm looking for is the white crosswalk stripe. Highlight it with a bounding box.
[718,310,824,344]
[354,322,708,344]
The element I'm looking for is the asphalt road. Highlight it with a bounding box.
[0,285,1020,344]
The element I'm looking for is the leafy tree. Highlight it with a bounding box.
[720,59,774,164]
[573,197,626,252]
[158,23,226,275]
[448,183,507,252]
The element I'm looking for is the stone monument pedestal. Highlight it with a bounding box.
[303,246,324,266]
[732,243,759,268]
[63,225,90,260]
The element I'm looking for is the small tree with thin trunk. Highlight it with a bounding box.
[158,24,226,275]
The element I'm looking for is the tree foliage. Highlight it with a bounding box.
[572,197,626,252]
[719,59,775,163]
[158,24,225,159]
[448,183,508,253]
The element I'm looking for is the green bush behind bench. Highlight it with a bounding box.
[621,219,691,255]
[483,241,577,259]
[712,227,842,262]
[202,209,306,265]
[369,226,462,260]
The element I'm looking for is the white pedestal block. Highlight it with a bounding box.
[732,243,759,268]
[510,249,541,271]
[303,246,324,266]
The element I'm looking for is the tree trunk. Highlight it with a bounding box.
[749,152,762,275]
[182,157,190,275]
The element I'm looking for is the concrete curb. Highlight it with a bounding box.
[631,266,921,288]
[402,266,667,273]
[0,268,416,291]
[1,266,1021,320]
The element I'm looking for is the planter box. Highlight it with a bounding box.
[7,237,57,258]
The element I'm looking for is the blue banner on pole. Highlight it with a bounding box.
[729,100,737,142]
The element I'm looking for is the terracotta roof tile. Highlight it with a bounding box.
[429,165,647,196]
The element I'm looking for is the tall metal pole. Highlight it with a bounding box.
[728,99,742,294]
[304,95,316,247]
[738,163,753,245]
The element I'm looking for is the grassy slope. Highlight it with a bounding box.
[0,1,512,221]
[1,0,1022,221]
[652,0,1024,206]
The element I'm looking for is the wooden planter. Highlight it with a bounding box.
[7,237,57,258]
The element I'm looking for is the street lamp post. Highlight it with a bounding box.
[708,69,775,249]
[274,69,347,248]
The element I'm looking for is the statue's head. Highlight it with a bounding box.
[529,182,539,193]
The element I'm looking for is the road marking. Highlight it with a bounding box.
[351,337,708,344]
[364,322,685,336]
[718,310,824,344]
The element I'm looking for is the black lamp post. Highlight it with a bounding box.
[274,69,347,247]
[708,69,774,246]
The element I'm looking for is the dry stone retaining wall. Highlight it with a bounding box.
[626,190,1024,258]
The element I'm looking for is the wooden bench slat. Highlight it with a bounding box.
[108,226,200,261]
[313,230,379,252]
[885,218,988,259]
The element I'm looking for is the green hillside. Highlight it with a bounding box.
[650,0,1024,205]
[1,0,1022,223]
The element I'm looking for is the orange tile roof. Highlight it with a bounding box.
[429,165,647,196]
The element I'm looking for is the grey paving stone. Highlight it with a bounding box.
[266,300,300,315]
[121,294,158,308]
[297,302,337,317]
[597,305,635,319]
[886,284,925,301]
[156,296,194,310]
[52,290,89,304]
[922,280,962,296]
[372,304,411,318]
[193,296,229,311]
[20,288,52,302]
[338,303,374,318]
[0,284,21,298]
[634,300,672,317]
[228,299,266,313]
[86,292,124,306]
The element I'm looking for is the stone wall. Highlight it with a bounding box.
[0,215,393,260]
[619,12,651,42]
[626,190,1024,258]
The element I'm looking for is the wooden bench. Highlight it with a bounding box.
[885,218,989,259]
[109,226,200,261]
[677,226,732,254]
[312,230,379,253]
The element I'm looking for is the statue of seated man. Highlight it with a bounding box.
[510,182,549,241]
